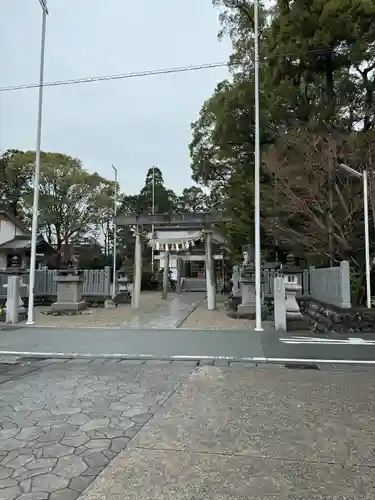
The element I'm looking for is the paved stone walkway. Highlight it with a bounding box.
[81,364,375,499]
[28,292,165,328]
[18,291,266,331]
[0,358,193,499]
[179,295,260,330]
[28,292,206,330]
[122,293,204,328]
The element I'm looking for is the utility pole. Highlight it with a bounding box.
[223,0,263,331]
[111,165,117,300]
[151,166,155,272]
[253,0,262,331]
[27,0,49,325]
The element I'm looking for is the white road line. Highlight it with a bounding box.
[280,336,375,345]
[252,357,375,365]
[0,351,374,365]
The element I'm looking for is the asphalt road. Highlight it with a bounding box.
[1,326,375,363]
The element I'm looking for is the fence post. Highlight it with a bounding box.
[263,269,269,295]
[104,266,111,296]
[274,277,286,332]
[308,266,315,297]
[339,260,351,308]
[303,269,310,295]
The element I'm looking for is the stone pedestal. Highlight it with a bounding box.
[52,273,87,312]
[238,277,257,316]
[284,275,302,320]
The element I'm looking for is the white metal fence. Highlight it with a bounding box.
[263,269,310,297]
[0,267,112,300]
[0,262,353,308]
[263,263,351,308]
[309,261,351,308]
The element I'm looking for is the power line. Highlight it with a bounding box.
[0,46,352,93]
[0,62,228,93]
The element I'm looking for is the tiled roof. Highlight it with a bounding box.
[0,238,31,250]
[0,236,47,250]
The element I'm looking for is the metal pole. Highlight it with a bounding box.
[151,166,155,272]
[254,0,262,331]
[27,2,48,325]
[363,170,371,308]
[111,165,117,300]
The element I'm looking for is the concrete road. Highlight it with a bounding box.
[2,326,375,364]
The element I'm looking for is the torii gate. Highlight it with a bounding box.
[115,212,230,311]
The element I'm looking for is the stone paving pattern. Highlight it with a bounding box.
[122,293,204,328]
[22,292,262,331]
[81,364,375,499]
[0,358,194,499]
[179,295,258,330]
[28,292,165,328]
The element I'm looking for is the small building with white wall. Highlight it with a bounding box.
[0,211,55,269]
[148,228,227,284]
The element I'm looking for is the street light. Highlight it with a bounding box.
[337,162,371,308]
[27,0,48,325]
[222,0,262,330]
[112,165,118,300]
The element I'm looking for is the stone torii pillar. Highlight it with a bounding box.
[204,230,216,310]
[162,249,170,300]
[176,256,182,294]
[131,227,142,309]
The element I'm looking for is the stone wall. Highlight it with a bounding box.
[303,298,375,333]
[225,292,375,333]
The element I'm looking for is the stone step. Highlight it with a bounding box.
[182,278,207,292]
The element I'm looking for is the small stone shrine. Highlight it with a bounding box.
[51,246,87,313]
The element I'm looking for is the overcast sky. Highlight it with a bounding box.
[1,0,231,195]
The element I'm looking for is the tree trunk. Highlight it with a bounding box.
[325,55,335,123]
